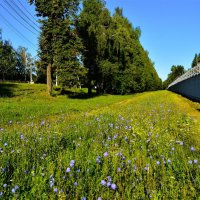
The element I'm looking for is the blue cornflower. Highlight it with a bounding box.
[101,180,106,186]
[107,182,111,187]
[103,152,108,157]
[74,182,78,186]
[70,160,75,167]
[66,167,70,173]
[194,159,198,164]
[111,183,117,190]
[167,159,171,163]
[191,146,195,151]
[53,188,58,193]
[82,197,86,200]
[156,161,160,165]
[49,180,54,188]
[189,160,193,164]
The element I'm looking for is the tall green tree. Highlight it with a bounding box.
[0,40,17,80]
[191,53,200,68]
[29,0,80,94]
[163,65,185,88]
[78,0,111,94]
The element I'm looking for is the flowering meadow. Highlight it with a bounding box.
[0,83,200,199]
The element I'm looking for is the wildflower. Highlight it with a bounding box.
[98,197,102,200]
[194,159,198,164]
[171,147,175,151]
[41,120,45,126]
[0,192,2,197]
[107,176,112,182]
[4,143,8,147]
[107,182,111,187]
[77,169,81,173]
[111,183,117,190]
[70,160,75,167]
[144,166,149,171]
[96,157,101,164]
[74,182,78,186]
[109,123,113,128]
[66,167,70,173]
[20,134,24,140]
[3,184,7,188]
[180,141,184,145]
[167,159,171,163]
[101,180,106,186]
[189,160,193,164]
[191,146,195,151]
[117,167,121,172]
[103,152,108,157]
[53,188,58,193]
[82,197,86,200]
[156,161,160,165]
[49,180,54,188]
[113,134,118,139]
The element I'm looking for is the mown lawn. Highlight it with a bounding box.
[0,83,200,199]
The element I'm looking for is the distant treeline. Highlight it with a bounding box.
[0,33,35,82]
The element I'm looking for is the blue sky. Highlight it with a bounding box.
[0,0,200,80]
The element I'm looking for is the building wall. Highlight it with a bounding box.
[168,74,200,101]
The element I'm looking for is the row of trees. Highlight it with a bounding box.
[29,0,162,94]
[191,53,200,68]
[0,31,34,81]
[163,53,200,89]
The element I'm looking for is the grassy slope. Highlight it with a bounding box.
[0,83,200,199]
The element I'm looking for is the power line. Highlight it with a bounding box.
[15,0,38,22]
[0,3,38,36]
[2,0,39,33]
[10,0,40,29]
[0,12,37,49]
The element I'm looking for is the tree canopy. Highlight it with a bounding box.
[163,65,185,89]
[28,0,162,95]
[191,53,200,68]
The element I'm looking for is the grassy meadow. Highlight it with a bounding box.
[0,83,200,199]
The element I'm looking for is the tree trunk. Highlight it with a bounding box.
[47,64,52,95]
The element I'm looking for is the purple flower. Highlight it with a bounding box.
[107,182,111,187]
[167,159,171,163]
[107,176,112,182]
[74,182,78,186]
[82,197,86,200]
[53,188,58,193]
[191,146,195,151]
[101,180,106,186]
[70,160,75,167]
[103,152,108,157]
[117,167,121,172]
[111,183,117,190]
[156,161,160,165]
[66,167,70,173]
[194,159,198,164]
[98,197,102,200]
[41,120,45,126]
[189,160,193,164]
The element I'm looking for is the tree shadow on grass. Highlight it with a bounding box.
[0,83,18,98]
[61,88,100,99]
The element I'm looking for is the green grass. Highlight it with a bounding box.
[0,83,200,199]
